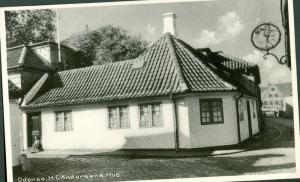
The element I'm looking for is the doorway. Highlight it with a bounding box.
[27,112,41,148]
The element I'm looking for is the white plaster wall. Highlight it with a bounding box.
[8,72,21,88]
[9,100,22,166]
[239,98,250,141]
[187,93,239,148]
[176,99,191,148]
[39,99,179,150]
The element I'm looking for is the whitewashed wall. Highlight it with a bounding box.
[186,93,239,148]
[9,100,22,166]
[176,99,191,148]
[36,99,180,150]
[22,94,260,150]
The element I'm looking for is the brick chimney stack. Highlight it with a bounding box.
[163,12,178,36]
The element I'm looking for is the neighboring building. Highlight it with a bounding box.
[18,13,262,151]
[7,42,77,166]
[261,82,293,117]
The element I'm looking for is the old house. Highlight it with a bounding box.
[18,13,262,151]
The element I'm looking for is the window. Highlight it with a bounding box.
[108,106,129,129]
[270,101,273,105]
[55,111,72,132]
[263,101,268,105]
[139,103,162,127]
[275,93,279,98]
[269,94,273,98]
[200,99,224,124]
[238,100,244,122]
[271,87,275,91]
[275,100,280,105]
[252,101,256,118]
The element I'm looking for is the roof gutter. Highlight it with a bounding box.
[235,93,243,143]
[170,93,179,151]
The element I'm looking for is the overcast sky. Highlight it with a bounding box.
[56,0,291,85]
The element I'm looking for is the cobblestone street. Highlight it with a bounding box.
[13,117,296,182]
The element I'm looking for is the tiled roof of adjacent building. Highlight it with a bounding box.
[7,45,50,71]
[196,48,257,71]
[214,52,257,71]
[24,33,241,109]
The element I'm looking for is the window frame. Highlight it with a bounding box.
[199,98,224,125]
[138,102,163,128]
[107,105,130,129]
[54,110,73,132]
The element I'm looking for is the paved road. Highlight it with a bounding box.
[13,117,296,182]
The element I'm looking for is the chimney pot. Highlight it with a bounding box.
[163,12,177,36]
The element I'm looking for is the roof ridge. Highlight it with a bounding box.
[18,47,27,65]
[57,59,137,74]
[7,44,25,50]
[165,33,189,92]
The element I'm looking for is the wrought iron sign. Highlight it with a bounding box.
[251,23,287,65]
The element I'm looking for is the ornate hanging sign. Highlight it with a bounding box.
[251,23,287,65]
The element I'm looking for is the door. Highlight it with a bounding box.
[27,112,41,148]
[246,101,253,136]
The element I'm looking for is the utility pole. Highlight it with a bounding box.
[56,9,62,69]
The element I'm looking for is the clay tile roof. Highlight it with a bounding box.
[214,52,257,71]
[7,46,24,68]
[24,33,237,109]
[7,46,50,71]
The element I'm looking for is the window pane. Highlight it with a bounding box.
[120,106,129,128]
[55,112,63,131]
[140,105,150,127]
[108,107,120,128]
[65,111,72,131]
[212,100,223,122]
[151,104,161,126]
[200,101,211,123]
[55,111,72,131]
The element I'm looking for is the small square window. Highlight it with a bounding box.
[200,99,224,125]
[108,106,130,129]
[139,103,162,127]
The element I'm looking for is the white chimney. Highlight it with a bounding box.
[163,12,177,36]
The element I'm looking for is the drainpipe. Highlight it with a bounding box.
[170,94,179,151]
[235,93,243,143]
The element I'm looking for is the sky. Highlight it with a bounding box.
[56,0,292,85]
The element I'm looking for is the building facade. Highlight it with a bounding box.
[261,82,293,116]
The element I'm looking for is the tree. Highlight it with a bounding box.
[62,25,149,66]
[5,9,56,47]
